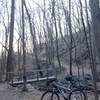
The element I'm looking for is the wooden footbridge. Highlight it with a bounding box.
[9,68,57,87]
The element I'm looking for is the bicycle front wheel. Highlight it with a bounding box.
[69,91,86,100]
[41,91,60,100]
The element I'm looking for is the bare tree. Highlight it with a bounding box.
[89,0,100,99]
[6,0,15,81]
[21,0,28,91]
[24,1,43,77]
[52,0,62,72]
[68,0,73,75]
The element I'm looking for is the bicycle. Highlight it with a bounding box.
[41,75,87,100]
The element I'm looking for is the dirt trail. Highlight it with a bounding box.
[0,83,42,100]
[0,82,99,100]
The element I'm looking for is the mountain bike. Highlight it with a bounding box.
[41,76,87,100]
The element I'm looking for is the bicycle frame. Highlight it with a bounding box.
[52,81,72,99]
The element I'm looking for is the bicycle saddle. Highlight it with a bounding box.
[64,75,72,81]
[65,75,78,81]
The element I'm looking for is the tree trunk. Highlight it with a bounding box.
[89,0,100,60]
[52,0,62,72]
[21,0,28,91]
[6,0,15,81]
[89,0,100,99]
[24,1,43,77]
[68,0,73,75]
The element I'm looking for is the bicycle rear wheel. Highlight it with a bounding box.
[69,91,86,100]
[41,91,60,100]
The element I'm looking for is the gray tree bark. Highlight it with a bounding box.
[21,0,28,91]
[68,0,73,75]
[6,0,15,81]
[52,0,62,72]
[24,1,43,77]
[89,0,100,60]
[89,0,100,99]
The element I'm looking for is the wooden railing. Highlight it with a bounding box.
[8,68,57,86]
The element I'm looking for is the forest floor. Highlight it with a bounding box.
[0,82,99,100]
[0,63,100,100]
[0,82,43,100]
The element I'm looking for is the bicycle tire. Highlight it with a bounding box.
[69,90,86,100]
[41,91,60,100]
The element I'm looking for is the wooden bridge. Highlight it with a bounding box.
[9,68,57,87]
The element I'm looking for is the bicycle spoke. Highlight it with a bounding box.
[69,91,85,100]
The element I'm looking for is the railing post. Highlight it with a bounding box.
[12,72,14,85]
[47,68,49,81]
[55,69,57,79]
[37,70,39,81]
